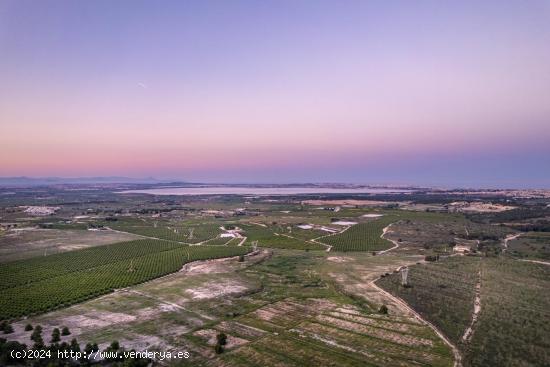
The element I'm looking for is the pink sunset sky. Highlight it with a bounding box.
[1,1,549,187]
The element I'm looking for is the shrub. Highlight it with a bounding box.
[31,326,42,342]
[216,333,227,345]
[110,340,119,350]
[70,338,80,353]
[61,326,70,336]
[25,324,33,331]
[379,305,389,314]
[51,328,60,343]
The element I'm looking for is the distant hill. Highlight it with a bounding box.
[0,176,182,186]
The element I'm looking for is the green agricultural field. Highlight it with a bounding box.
[241,223,326,250]
[203,235,239,246]
[319,217,397,252]
[0,239,250,320]
[0,239,185,290]
[288,226,329,240]
[106,218,221,243]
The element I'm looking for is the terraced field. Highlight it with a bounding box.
[215,299,453,367]
[179,251,455,367]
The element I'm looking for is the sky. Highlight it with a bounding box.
[1,0,549,188]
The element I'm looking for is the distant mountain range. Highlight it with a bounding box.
[0,176,182,186]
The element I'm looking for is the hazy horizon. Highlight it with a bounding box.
[0,175,548,190]
[1,1,549,187]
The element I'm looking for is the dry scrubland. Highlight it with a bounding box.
[377,256,550,366]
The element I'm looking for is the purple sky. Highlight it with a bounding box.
[1,0,549,187]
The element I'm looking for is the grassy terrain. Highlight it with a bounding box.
[376,256,479,344]
[185,250,454,367]
[507,232,550,260]
[241,223,326,250]
[377,256,550,366]
[465,259,550,366]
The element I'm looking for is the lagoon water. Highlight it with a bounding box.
[117,186,412,196]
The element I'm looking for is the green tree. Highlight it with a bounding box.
[50,328,61,343]
[216,333,227,345]
[378,304,389,314]
[31,326,42,342]
[70,338,81,353]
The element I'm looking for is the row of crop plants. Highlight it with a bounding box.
[0,242,250,320]
[319,217,397,252]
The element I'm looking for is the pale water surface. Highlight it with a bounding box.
[117,186,412,196]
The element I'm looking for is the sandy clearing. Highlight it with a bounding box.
[302,200,401,206]
[179,249,266,275]
[448,201,516,213]
[332,221,358,226]
[291,328,366,355]
[184,280,249,300]
[327,256,355,263]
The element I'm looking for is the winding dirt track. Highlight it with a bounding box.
[462,269,482,342]
[502,233,522,252]
[519,259,550,266]
[377,223,400,254]
[367,221,462,367]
